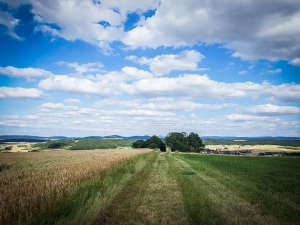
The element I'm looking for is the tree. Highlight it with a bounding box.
[132,135,166,151]
[165,132,205,152]
[165,132,188,152]
[187,132,205,152]
[131,140,147,148]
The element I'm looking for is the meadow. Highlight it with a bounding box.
[1,148,299,224]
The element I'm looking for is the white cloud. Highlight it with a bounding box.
[40,103,64,110]
[93,99,142,109]
[39,103,78,112]
[269,68,282,74]
[64,98,82,103]
[0,66,54,78]
[120,66,153,80]
[29,0,159,54]
[126,74,300,103]
[241,104,300,116]
[34,68,300,103]
[289,57,300,66]
[123,0,300,61]
[57,61,104,74]
[94,98,231,111]
[127,74,254,98]
[127,50,205,75]
[0,10,22,40]
[270,84,300,103]
[39,75,121,97]
[239,71,247,75]
[97,41,114,56]
[226,114,268,122]
[0,87,42,99]
[100,66,153,81]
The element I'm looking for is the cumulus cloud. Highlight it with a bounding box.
[123,0,300,61]
[57,61,103,74]
[37,71,300,103]
[269,68,282,74]
[64,98,82,103]
[39,75,121,97]
[240,104,300,116]
[3,0,299,61]
[127,74,256,98]
[100,66,153,81]
[125,74,300,102]
[0,66,54,78]
[270,84,300,103]
[39,102,78,112]
[94,98,231,111]
[0,10,23,40]
[29,0,159,54]
[0,87,42,99]
[239,71,247,75]
[226,114,268,122]
[126,50,205,75]
[289,57,300,66]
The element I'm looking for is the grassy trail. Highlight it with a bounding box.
[93,152,188,224]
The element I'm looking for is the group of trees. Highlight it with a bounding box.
[132,132,205,153]
[165,132,205,152]
[132,135,166,152]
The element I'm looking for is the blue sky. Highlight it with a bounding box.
[0,0,299,137]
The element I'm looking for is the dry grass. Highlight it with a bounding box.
[207,144,300,155]
[0,148,151,224]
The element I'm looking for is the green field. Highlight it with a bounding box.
[1,150,299,224]
[33,138,135,150]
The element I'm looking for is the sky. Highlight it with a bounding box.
[0,0,300,137]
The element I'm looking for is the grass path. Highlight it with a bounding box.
[93,152,188,225]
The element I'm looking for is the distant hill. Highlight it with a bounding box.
[0,135,299,143]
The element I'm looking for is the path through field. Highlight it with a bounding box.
[93,153,188,224]
[92,152,298,225]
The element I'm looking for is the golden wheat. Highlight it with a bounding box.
[0,148,150,224]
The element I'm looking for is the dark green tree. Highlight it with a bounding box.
[132,135,166,151]
[187,132,205,152]
[131,140,147,148]
[165,132,188,152]
[146,135,166,151]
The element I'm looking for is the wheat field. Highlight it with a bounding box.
[0,149,150,224]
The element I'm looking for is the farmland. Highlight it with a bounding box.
[0,148,151,224]
[1,147,300,224]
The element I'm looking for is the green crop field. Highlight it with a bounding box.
[1,150,299,224]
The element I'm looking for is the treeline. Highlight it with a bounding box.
[34,139,134,150]
[34,140,74,149]
[203,139,300,147]
[70,139,134,150]
[132,132,205,153]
